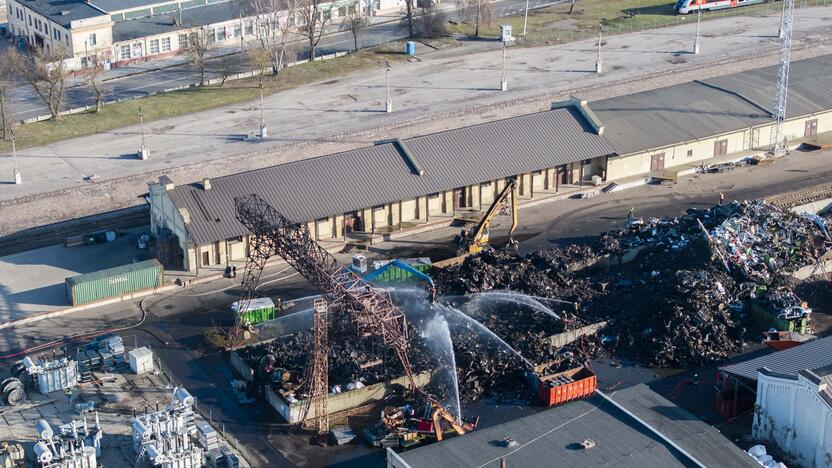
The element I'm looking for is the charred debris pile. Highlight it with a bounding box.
[436,200,831,368]
[237,324,436,403]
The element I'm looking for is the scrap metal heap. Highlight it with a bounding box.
[437,200,832,368]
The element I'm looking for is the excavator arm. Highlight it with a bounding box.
[460,177,519,254]
[431,403,467,441]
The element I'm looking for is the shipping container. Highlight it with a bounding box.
[538,366,596,407]
[66,259,164,306]
[231,298,276,325]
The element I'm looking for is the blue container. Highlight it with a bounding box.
[405,41,416,56]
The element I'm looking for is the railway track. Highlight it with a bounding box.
[0,206,150,257]
[767,182,832,209]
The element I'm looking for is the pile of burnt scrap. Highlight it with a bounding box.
[435,200,831,369]
[237,326,436,402]
[434,245,597,305]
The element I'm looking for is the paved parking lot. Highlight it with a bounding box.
[0,227,150,321]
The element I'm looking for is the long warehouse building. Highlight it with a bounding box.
[149,55,832,273]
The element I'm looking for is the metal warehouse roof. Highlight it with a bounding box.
[167,106,614,245]
[591,55,832,156]
[719,335,832,381]
[392,392,699,468]
[607,384,759,467]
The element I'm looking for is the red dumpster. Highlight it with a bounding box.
[538,366,597,407]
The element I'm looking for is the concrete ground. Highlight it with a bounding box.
[0,227,151,321]
[3,5,832,236]
[1,364,248,467]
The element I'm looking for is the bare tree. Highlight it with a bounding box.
[297,0,333,61]
[84,56,106,112]
[0,51,15,139]
[458,0,492,37]
[569,0,576,14]
[341,4,369,51]
[248,0,298,75]
[401,0,415,37]
[418,0,447,38]
[186,28,211,85]
[7,46,71,119]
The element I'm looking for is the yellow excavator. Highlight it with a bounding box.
[455,176,519,255]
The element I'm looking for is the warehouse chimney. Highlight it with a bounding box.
[202,178,211,191]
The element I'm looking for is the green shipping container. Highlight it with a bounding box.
[232,298,276,325]
[66,259,164,306]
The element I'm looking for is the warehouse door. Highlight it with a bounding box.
[714,139,728,157]
[805,119,818,137]
[344,211,362,233]
[650,153,665,172]
[558,165,569,185]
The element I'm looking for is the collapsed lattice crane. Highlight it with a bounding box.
[233,194,416,434]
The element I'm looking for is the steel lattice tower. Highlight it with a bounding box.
[771,0,795,157]
[305,298,329,436]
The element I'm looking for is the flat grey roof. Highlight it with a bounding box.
[167,106,614,245]
[90,0,171,14]
[720,335,832,381]
[591,55,832,155]
[606,385,759,468]
[19,0,107,28]
[392,393,699,468]
[112,0,252,42]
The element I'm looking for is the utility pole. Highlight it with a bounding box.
[778,0,787,39]
[138,106,149,160]
[239,10,244,52]
[595,23,603,73]
[259,83,267,138]
[522,0,529,36]
[693,5,701,55]
[11,133,20,185]
[500,42,507,91]
[385,60,392,113]
[771,0,795,158]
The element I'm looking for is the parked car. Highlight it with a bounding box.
[777,305,812,320]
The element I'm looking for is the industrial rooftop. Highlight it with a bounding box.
[719,335,832,380]
[168,105,614,245]
[592,54,832,155]
[391,385,758,468]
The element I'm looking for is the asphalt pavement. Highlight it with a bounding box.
[6,0,565,121]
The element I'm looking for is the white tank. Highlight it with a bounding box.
[174,388,194,407]
[33,442,52,463]
[35,420,54,439]
[23,356,36,370]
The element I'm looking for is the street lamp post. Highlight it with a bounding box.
[500,42,508,91]
[11,134,20,185]
[259,83,267,138]
[693,5,702,54]
[138,106,149,160]
[385,60,392,113]
[778,0,786,38]
[595,24,603,73]
[522,0,529,37]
